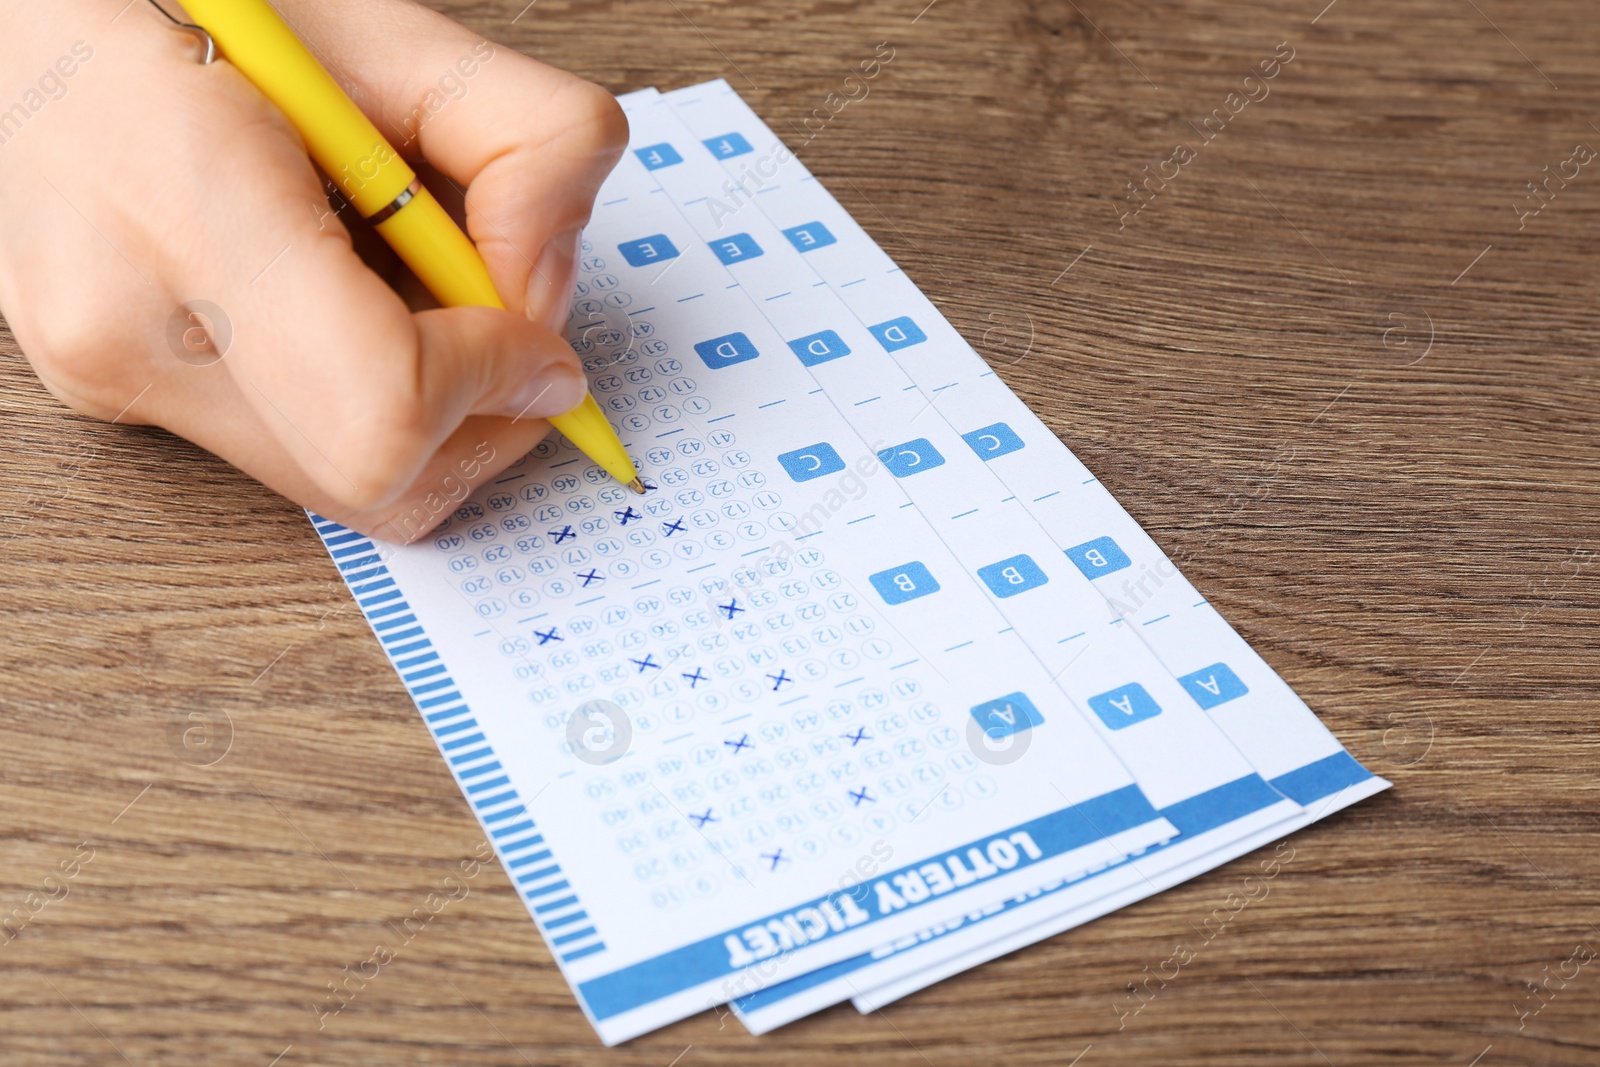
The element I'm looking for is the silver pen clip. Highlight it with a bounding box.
[143,0,217,65]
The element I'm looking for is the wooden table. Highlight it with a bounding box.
[4,0,1597,1063]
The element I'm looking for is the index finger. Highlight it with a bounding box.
[273,0,629,328]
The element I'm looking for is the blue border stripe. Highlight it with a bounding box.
[484,804,528,824]
[1159,774,1284,837]
[404,664,449,682]
[511,851,555,869]
[536,895,580,914]
[577,783,1163,1022]
[1269,751,1373,804]
[501,834,545,853]
[734,772,1291,1014]
[307,515,604,966]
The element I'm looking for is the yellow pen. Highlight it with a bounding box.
[178,0,644,492]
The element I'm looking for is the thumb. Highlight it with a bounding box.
[269,1,629,329]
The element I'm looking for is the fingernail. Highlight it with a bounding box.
[503,362,587,422]
[527,225,584,334]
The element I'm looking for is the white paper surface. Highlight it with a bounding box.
[310,81,1386,1045]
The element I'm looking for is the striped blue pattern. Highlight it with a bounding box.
[309,513,607,964]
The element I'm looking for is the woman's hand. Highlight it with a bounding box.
[0,0,627,540]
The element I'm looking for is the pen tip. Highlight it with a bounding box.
[627,478,647,494]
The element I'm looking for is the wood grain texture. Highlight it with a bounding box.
[3,0,1598,1064]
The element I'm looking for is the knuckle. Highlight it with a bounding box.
[561,77,630,158]
[13,304,135,418]
[587,85,630,147]
[325,388,434,511]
